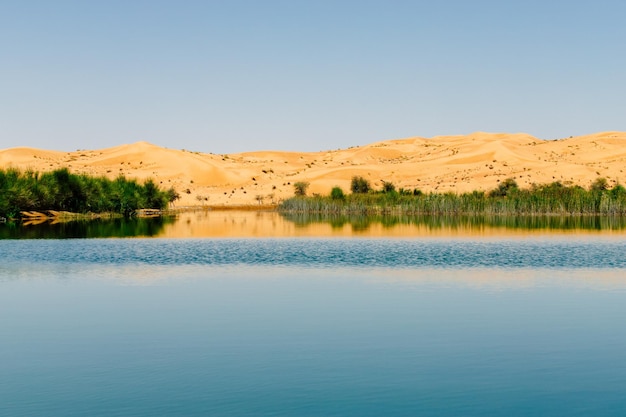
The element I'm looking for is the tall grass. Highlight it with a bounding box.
[279,180,626,216]
[0,168,177,218]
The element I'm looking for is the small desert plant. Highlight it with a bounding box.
[351,176,371,194]
[381,180,396,193]
[166,188,180,205]
[590,177,609,191]
[488,178,519,197]
[196,194,208,205]
[293,181,310,196]
[330,186,346,201]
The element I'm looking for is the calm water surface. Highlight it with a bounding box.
[1,217,626,416]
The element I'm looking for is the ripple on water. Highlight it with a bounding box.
[1,238,626,271]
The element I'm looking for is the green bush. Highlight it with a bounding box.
[0,168,174,218]
[351,176,371,194]
[381,181,396,193]
[488,178,519,197]
[591,177,609,191]
[330,186,346,200]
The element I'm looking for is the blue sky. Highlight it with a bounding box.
[1,0,624,153]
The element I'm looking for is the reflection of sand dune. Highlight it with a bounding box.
[157,211,626,238]
[50,264,626,291]
[1,131,625,206]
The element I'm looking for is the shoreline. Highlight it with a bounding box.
[4,210,626,239]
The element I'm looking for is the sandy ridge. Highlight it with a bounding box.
[1,132,625,207]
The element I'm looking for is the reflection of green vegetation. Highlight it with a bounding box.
[280,178,626,216]
[0,216,175,239]
[280,212,626,232]
[0,168,179,218]
[329,216,347,229]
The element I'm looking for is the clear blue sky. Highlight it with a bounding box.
[1,0,624,153]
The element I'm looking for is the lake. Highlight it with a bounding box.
[1,212,626,416]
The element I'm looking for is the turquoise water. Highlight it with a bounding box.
[2,237,626,416]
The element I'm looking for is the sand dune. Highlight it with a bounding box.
[1,132,625,207]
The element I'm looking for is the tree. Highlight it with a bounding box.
[166,187,180,206]
[351,176,370,194]
[143,179,165,208]
[381,180,396,193]
[590,177,609,192]
[489,178,519,197]
[293,181,310,196]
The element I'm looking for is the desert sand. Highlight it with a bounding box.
[1,132,625,207]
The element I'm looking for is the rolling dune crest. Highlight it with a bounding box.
[1,132,624,206]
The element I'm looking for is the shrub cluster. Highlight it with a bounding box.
[0,168,179,218]
[280,177,626,215]
[350,176,371,193]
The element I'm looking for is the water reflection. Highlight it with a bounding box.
[2,210,626,239]
[0,216,174,239]
[281,212,626,236]
[156,211,626,238]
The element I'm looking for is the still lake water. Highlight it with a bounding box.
[2,212,626,416]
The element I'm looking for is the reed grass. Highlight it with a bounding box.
[279,179,626,216]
